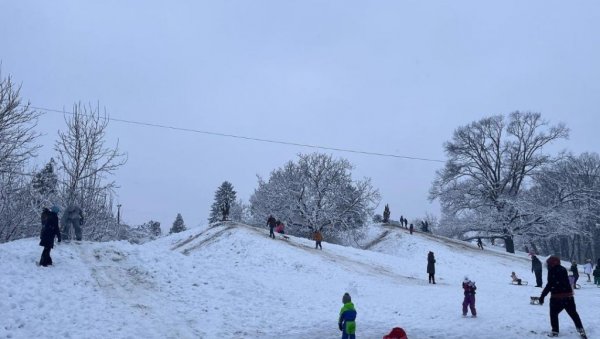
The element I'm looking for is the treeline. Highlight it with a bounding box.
[0,69,126,242]
[430,112,600,262]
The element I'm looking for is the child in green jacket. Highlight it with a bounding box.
[338,293,357,339]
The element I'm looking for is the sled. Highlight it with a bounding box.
[511,280,528,286]
[530,296,542,305]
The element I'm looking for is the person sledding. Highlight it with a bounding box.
[275,220,289,239]
[511,272,523,285]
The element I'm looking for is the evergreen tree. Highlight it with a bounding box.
[383,204,391,223]
[170,213,186,234]
[209,181,237,222]
[32,159,58,196]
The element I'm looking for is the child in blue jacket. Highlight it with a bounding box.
[338,293,357,339]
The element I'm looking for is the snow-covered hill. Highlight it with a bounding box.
[1,222,598,338]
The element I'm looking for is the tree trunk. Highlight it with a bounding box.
[505,236,515,253]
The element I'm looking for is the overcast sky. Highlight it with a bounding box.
[2,1,599,229]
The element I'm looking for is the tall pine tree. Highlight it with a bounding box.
[209,181,237,222]
[32,159,58,197]
[170,213,186,234]
[383,204,391,223]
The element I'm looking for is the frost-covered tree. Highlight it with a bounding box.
[170,213,187,234]
[373,214,383,223]
[0,70,41,242]
[383,204,390,223]
[119,220,162,244]
[250,153,380,240]
[209,181,237,222]
[229,199,249,223]
[527,153,600,261]
[0,70,40,175]
[54,102,126,240]
[430,112,568,253]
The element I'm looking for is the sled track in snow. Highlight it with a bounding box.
[363,230,390,250]
[242,224,423,284]
[180,225,235,255]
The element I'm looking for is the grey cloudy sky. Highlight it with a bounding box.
[2,1,599,229]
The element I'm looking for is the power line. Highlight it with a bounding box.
[28,104,446,163]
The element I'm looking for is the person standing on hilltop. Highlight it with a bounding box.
[313,229,323,250]
[39,207,61,267]
[266,215,276,239]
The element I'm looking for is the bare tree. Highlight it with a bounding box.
[0,69,40,174]
[54,102,126,240]
[430,112,568,253]
[0,69,41,242]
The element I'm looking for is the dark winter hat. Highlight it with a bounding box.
[51,205,60,214]
[546,256,561,267]
[342,293,351,304]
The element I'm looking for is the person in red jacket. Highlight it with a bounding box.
[539,256,586,338]
[383,327,407,339]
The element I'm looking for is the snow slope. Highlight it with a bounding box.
[1,222,598,339]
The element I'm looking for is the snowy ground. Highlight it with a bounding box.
[1,222,598,339]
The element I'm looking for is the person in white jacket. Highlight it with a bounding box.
[583,259,593,282]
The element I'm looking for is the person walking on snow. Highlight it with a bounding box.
[313,229,323,250]
[338,293,357,339]
[462,276,477,317]
[427,251,436,284]
[539,256,586,338]
[476,238,484,250]
[582,259,593,282]
[266,215,276,239]
[570,261,580,289]
[532,254,544,287]
[39,207,61,267]
[409,223,414,235]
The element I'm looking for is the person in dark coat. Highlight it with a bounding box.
[39,207,61,267]
[476,238,484,250]
[570,261,580,289]
[531,254,543,287]
[266,215,276,239]
[539,256,586,338]
[427,251,436,284]
[409,223,414,235]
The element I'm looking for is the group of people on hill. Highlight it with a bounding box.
[266,215,323,248]
[37,205,85,267]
